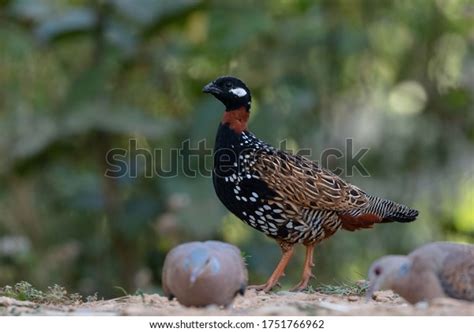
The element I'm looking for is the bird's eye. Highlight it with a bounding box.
[224,81,233,88]
[374,266,382,276]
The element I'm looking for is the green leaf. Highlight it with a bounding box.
[0,104,177,173]
[8,0,52,22]
[35,8,96,43]
[111,0,200,26]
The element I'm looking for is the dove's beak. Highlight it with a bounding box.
[365,280,380,302]
[189,266,205,285]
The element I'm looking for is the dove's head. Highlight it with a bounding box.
[367,255,412,300]
[182,247,220,286]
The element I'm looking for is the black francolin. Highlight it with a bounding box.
[203,76,419,292]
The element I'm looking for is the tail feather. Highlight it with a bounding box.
[339,195,418,231]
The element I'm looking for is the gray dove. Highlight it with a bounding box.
[368,241,474,304]
[162,241,248,307]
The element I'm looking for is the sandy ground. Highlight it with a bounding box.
[1,289,474,316]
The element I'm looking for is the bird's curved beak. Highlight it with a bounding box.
[202,82,222,95]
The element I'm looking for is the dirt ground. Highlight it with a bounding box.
[1,289,474,316]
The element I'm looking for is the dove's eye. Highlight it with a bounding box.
[374,266,382,276]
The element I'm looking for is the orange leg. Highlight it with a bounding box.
[290,244,316,292]
[248,242,295,292]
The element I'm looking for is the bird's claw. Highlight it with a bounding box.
[289,283,308,292]
[290,273,316,292]
[248,282,281,293]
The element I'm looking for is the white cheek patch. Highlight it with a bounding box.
[229,87,247,97]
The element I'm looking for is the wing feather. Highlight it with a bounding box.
[440,249,474,301]
[253,150,369,211]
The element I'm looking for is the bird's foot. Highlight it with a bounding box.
[248,282,281,293]
[290,273,315,292]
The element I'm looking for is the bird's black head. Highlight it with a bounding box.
[202,76,251,111]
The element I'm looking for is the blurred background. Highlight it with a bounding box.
[0,0,473,298]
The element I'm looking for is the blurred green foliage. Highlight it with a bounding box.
[0,0,473,298]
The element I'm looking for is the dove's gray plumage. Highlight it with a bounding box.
[368,242,474,304]
[162,241,248,307]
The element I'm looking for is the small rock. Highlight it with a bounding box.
[355,280,369,288]
[348,295,359,302]
[372,290,395,302]
[415,301,429,309]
